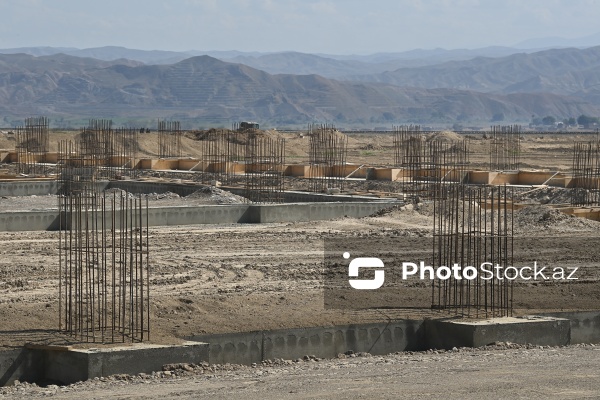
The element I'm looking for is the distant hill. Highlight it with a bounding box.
[514,31,600,49]
[222,47,542,78]
[0,45,546,77]
[346,46,600,102]
[0,53,598,126]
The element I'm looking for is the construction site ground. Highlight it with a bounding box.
[0,189,599,348]
[0,131,599,397]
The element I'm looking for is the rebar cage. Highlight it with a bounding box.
[158,120,182,158]
[432,184,514,317]
[489,125,521,171]
[394,126,469,201]
[58,188,150,342]
[571,140,600,206]
[244,133,285,203]
[200,129,244,186]
[16,116,50,175]
[308,123,348,193]
[76,119,139,180]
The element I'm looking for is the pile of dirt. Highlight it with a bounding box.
[427,130,463,142]
[515,187,572,205]
[514,205,570,225]
[191,128,284,144]
[103,188,146,199]
[513,205,600,233]
[360,143,384,150]
[184,186,249,204]
[150,192,181,200]
[189,128,232,141]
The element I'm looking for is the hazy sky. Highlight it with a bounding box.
[1,0,599,53]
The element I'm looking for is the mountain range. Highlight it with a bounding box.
[1,44,600,127]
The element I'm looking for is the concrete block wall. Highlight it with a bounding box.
[0,180,58,197]
[145,205,251,226]
[0,210,61,231]
[255,202,396,223]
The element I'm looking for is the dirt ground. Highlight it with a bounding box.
[0,130,599,397]
[0,130,599,348]
[0,194,599,348]
[3,344,600,399]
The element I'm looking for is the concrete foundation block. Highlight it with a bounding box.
[43,341,209,384]
[425,316,571,350]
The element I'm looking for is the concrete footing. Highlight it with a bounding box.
[535,311,600,344]
[0,342,208,386]
[425,316,571,350]
[41,342,209,384]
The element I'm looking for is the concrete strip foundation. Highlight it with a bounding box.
[0,179,399,231]
[1,312,599,386]
[534,311,600,344]
[0,180,58,197]
[0,202,397,231]
[188,320,426,365]
[0,210,61,231]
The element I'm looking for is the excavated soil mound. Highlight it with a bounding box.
[184,186,249,204]
[427,130,463,142]
[513,205,600,233]
[515,187,572,205]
